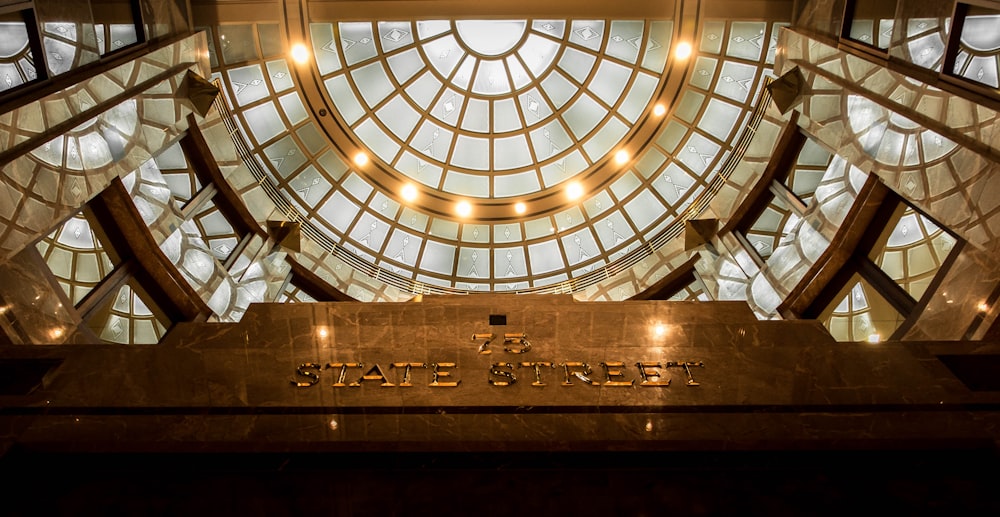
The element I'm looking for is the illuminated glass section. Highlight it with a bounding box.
[823,275,904,342]
[213,19,782,291]
[870,207,957,300]
[36,213,117,305]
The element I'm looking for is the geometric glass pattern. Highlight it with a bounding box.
[0,18,38,94]
[870,207,957,301]
[86,282,169,345]
[953,6,1000,88]
[214,19,782,290]
[823,274,904,342]
[36,213,117,305]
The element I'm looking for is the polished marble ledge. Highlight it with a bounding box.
[1,298,997,452]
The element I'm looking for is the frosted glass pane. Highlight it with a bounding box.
[518,34,560,78]
[423,35,465,77]
[558,48,597,84]
[606,20,644,64]
[540,71,576,108]
[355,118,400,162]
[455,20,527,55]
[451,136,490,170]
[243,102,283,144]
[519,87,554,125]
[325,75,365,124]
[618,72,658,123]
[472,59,511,95]
[492,98,521,132]
[461,99,490,133]
[493,135,533,170]
[339,22,378,65]
[494,169,540,196]
[587,60,631,105]
[378,21,415,52]
[310,24,342,75]
[443,171,490,197]
[411,121,453,162]
[377,94,421,140]
[387,48,425,84]
[582,117,629,161]
[699,98,742,141]
[419,241,456,275]
[227,65,268,106]
[405,71,443,109]
[624,189,666,230]
[570,21,605,51]
[417,20,450,39]
[351,62,395,107]
[563,93,607,139]
[431,88,465,126]
[529,121,572,160]
[278,92,308,125]
[528,240,565,274]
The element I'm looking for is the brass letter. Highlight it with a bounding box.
[599,361,634,387]
[391,362,426,387]
[472,333,495,355]
[636,362,670,387]
[489,362,517,386]
[291,363,322,387]
[503,333,532,354]
[559,362,599,386]
[359,363,395,387]
[429,362,460,387]
[519,361,554,387]
[325,362,363,387]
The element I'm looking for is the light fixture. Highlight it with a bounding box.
[674,42,692,60]
[978,302,990,313]
[353,152,369,166]
[317,327,329,338]
[566,182,584,200]
[867,333,881,343]
[456,201,472,217]
[291,43,310,64]
[514,202,526,215]
[49,327,64,340]
[654,324,667,337]
[653,103,667,116]
[614,149,630,165]
[401,183,418,202]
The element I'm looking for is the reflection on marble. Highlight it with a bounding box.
[777,29,1000,254]
[0,33,210,266]
[2,296,997,452]
[0,245,87,344]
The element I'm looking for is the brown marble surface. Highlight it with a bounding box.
[1,296,997,453]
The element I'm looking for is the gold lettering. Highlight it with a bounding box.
[326,362,363,387]
[429,362,460,387]
[519,361,554,387]
[666,361,704,386]
[360,363,394,387]
[472,333,495,355]
[291,363,322,387]
[503,333,532,354]
[390,362,426,387]
[559,362,599,386]
[600,361,634,387]
[489,362,517,386]
[635,361,670,387]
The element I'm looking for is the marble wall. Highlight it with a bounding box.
[0,296,996,452]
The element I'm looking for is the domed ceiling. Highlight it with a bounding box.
[208,4,785,292]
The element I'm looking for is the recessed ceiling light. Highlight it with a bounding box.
[291,43,310,64]
[401,183,418,202]
[674,42,692,60]
[614,149,629,165]
[514,202,526,214]
[566,182,584,200]
[353,152,369,166]
[653,103,667,116]
[456,201,472,217]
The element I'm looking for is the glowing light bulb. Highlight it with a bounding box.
[566,182,584,200]
[353,152,369,166]
[401,184,418,202]
[867,334,881,344]
[674,42,692,60]
[653,103,667,116]
[456,201,472,217]
[614,149,630,165]
[290,43,310,64]
[654,324,667,337]
[317,328,329,338]
[514,202,527,215]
